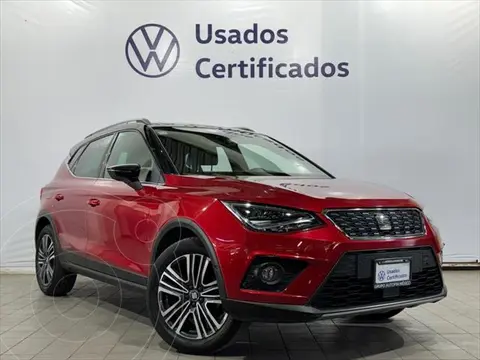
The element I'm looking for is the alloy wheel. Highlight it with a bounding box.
[158,253,228,340]
[37,234,55,286]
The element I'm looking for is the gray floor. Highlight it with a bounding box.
[0,271,478,360]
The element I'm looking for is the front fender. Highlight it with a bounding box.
[150,217,227,299]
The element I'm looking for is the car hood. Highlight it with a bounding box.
[239,176,411,200]
[166,174,418,211]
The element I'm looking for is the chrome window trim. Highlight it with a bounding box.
[323,207,426,240]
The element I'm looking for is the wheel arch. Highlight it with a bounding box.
[151,218,227,299]
[35,212,62,250]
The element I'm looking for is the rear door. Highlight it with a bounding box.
[56,134,114,253]
[85,130,163,276]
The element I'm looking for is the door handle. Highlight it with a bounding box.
[54,194,64,201]
[87,199,100,207]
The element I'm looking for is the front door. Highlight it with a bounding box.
[85,130,163,277]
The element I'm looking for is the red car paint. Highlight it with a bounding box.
[41,164,443,306]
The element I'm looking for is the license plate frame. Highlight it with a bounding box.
[374,258,412,289]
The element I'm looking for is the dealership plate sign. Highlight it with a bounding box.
[374,258,411,289]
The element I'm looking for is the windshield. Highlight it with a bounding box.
[155,127,332,177]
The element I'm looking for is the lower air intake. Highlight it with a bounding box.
[310,247,443,310]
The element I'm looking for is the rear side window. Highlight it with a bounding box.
[73,135,114,178]
[68,144,86,169]
[104,131,160,183]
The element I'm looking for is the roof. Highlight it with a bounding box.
[84,118,151,139]
[152,122,255,133]
[70,119,255,156]
[85,119,255,140]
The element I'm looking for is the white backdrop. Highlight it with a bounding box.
[1,0,479,270]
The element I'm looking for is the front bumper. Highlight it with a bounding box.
[200,201,446,311]
[223,245,447,322]
[206,209,444,305]
[224,287,447,323]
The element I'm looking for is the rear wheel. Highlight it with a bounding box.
[147,237,241,354]
[355,308,404,321]
[35,225,76,296]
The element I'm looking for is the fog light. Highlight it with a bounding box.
[241,256,307,292]
[258,263,284,285]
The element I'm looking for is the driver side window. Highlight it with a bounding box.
[105,131,160,183]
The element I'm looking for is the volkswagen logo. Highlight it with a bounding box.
[375,213,392,232]
[125,23,180,78]
[377,270,386,282]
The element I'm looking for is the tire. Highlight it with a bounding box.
[355,308,404,321]
[147,237,241,354]
[35,225,76,296]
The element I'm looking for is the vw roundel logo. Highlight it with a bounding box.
[377,270,386,282]
[125,23,180,78]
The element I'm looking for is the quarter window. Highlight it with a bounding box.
[73,135,114,178]
[105,131,160,183]
[68,144,86,169]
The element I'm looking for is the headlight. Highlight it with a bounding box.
[222,202,323,233]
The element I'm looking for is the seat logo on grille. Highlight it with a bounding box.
[375,213,392,231]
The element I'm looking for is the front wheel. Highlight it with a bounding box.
[147,237,241,354]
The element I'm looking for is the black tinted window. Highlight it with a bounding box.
[105,131,160,183]
[156,128,330,177]
[73,135,113,178]
[68,144,86,169]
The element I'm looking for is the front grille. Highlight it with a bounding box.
[310,247,443,310]
[325,208,425,239]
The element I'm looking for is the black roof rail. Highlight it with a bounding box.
[234,127,255,132]
[153,123,255,132]
[85,118,151,139]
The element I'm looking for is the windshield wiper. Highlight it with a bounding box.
[259,170,290,176]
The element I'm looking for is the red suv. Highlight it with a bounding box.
[35,119,446,353]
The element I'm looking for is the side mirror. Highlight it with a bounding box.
[107,164,143,190]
